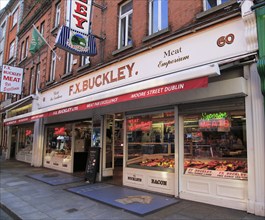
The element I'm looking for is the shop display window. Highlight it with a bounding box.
[15,124,34,162]
[45,124,72,168]
[183,111,248,180]
[126,111,175,172]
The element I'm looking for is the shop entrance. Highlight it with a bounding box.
[102,113,124,185]
[73,121,92,173]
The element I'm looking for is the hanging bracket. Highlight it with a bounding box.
[92,2,107,11]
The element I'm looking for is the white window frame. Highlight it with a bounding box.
[25,37,29,58]
[12,9,18,27]
[9,40,15,59]
[54,2,61,27]
[35,63,40,93]
[0,52,3,67]
[20,41,25,61]
[0,22,6,40]
[118,0,133,49]
[40,22,45,36]
[149,0,168,35]
[81,56,90,66]
[49,51,56,81]
[204,0,229,11]
[66,52,73,74]
[29,67,34,94]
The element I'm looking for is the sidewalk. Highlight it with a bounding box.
[0,157,263,220]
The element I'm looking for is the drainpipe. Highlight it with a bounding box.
[254,5,265,97]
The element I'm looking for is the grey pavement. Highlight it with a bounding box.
[0,156,264,220]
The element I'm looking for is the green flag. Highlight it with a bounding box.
[29,26,46,54]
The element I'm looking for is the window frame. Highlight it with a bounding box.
[203,0,230,11]
[24,37,29,58]
[9,40,15,59]
[49,51,56,82]
[40,21,45,36]
[35,63,40,93]
[81,56,90,66]
[148,0,168,35]
[65,52,73,74]
[29,67,35,95]
[54,2,61,28]
[12,9,18,27]
[118,0,133,49]
[20,41,25,61]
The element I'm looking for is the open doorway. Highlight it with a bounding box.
[73,121,92,174]
[103,113,124,185]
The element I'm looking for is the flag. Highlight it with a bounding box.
[29,26,46,54]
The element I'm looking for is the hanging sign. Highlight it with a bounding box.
[55,25,97,56]
[70,0,93,34]
[55,0,96,56]
[0,65,24,94]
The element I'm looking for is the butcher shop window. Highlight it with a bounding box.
[183,110,248,180]
[126,111,175,172]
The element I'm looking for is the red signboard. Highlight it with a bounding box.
[4,77,208,125]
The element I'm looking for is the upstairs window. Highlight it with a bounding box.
[81,56,90,66]
[0,22,6,40]
[12,9,18,27]
[118,0,133,49]
[35,63,40,93]
[65,52,73,74]
[25,37,29,58]
[40,21,45,36]
[49,51,56,82]
[54,2,61,27]
[149,0,168,35]
[204,0,230,10]
[29,67,35,94]
[9,40,15,59]
[20,41,25,61]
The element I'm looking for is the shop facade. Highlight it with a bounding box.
[3,15,264,216]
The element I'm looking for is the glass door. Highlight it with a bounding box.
[102,114,114,177]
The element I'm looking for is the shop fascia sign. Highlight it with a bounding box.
[40,18,251,108]
[55,0,97,56]
[0,65,23,95]
[4,77,208,125]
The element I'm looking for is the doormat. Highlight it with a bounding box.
[66,183,179,215]
[27,172,83,186]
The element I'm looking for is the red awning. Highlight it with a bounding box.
[4,77,208,126]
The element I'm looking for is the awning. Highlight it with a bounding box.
[4,77,208,125]
[4,63,220,126]
[0,95,34,114]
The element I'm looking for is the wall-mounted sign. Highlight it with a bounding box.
[0,65,23,94]
[55,25,97,56]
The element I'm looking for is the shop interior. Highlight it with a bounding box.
[183,110,247,177]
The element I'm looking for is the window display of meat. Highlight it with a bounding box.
[140,158,175,168]
[184,159,247,173]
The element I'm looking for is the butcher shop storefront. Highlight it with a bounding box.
[3,17,264,214]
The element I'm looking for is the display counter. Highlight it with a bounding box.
[44,150,72,173]
[16,146,32,163]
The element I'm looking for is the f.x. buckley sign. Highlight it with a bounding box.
[55,0,96,56]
